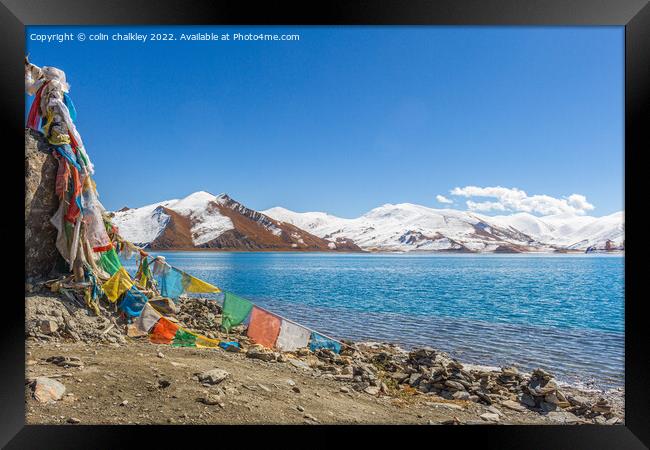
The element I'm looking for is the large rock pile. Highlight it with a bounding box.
[26,292,126,344]
[299,343,622,424]
[176,297,223,339]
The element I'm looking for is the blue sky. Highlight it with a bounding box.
[26,26,624,217]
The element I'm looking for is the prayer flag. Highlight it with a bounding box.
[102,267,133,302]
[309,332,342,354]
[159,266,185,299]
[119,286,149,317]
[182,272,221,294]
[158,266,221,299]
[247,307,282,349]
[99,248,122,276]
[135,302,161,334]
[149,317,180,344]
[221,292,253,332]
[172,328,197,347]
[196,335,221,349]
[275,319,311,352]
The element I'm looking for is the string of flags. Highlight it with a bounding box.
[114,241,345,354]
[26,59,345,356]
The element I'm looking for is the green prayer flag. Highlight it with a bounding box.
[221,292,253,332]
[99,248,122,275]
[172,328,197,347]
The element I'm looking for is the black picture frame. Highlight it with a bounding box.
[2,0,648,448]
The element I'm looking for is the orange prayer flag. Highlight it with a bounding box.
[246,307,281,349]
[149,317,180,344]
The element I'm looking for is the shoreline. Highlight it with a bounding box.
[25,293,624,425]
[137,248,624,256]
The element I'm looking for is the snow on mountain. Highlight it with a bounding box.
[110,199,177,245]
[264,203,543,252]
[111,192,234,246]
[262,204,624,253]
[485,211,624,250]
[563,212,624,250]
[112,192,623,253]
[111,192,361,252]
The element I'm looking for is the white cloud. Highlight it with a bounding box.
[466,200,506,212]
[450,185,595,216]
[436,194,453,204]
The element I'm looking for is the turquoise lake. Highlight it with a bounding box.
[124,252,624,390]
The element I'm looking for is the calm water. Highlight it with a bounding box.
[124,252,624,390]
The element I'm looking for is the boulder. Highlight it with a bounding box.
[25,129,60,281]
[32,376,66,403]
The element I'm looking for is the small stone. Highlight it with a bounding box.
[198,394,222,405]
[594,415,607,425]
[246,347,276,362]
[258,384,271,392]
[501,399,525,412]
[444,380,466,391]
[289,359,311,371]
[286,379,296,387]
[198,369,229,385]
[303,413,319,423]
[158,379,171,389]
[547,410,581,424]
[364,385,380,395]
[452,391,470,400]
[292,386,301,393]
[157,352,164,358]
[487,405,504,417]
[340,386,350,393]
[120,400,129,406]
[297,405,305,412]
[66,417,80,424]
[480,412,500,422]
[40,320,58,335]
[520,393,536,407]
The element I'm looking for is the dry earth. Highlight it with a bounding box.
[25,340,612,426]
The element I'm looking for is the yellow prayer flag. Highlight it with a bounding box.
[102,267,133,302]
[183,274,221,294]
[195,335,221,348]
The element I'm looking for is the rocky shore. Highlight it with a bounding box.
[25,289,624,425]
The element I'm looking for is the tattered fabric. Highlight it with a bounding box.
[247,307,282,349]
[149,317,180,344]
[119,286,149,317]
[221,292,253,332]
[172,328,197,347]
[99,248,122,275]
[275,319,311,352]
[102,267,133,302]
[309,332,342,354]
[135,302,161,334]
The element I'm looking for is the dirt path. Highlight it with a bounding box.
[26,340,568,425]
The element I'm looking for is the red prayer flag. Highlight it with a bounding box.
[247,307,281,349]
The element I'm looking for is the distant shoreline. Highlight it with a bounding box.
[135,247,624,256]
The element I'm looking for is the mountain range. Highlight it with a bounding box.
[110,191,624,253]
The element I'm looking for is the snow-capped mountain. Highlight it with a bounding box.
[111,192,623,253]
[262,204,624,253]
[110,191,361,252]
[483,211,624,251]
